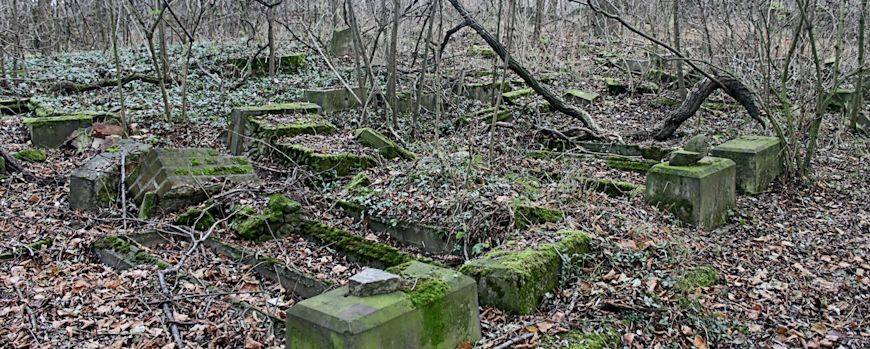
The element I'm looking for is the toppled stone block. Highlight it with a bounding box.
[512,202,564,229]
[303,87,366,113]
[286,261,481,349]
[460,231,591,314]
[230,194,303,241]
[711,136,783,194]
[277,143,375,176]
[328,27,354,57]
[354,127,416,160]
[457,106,512,126]
[468,44,495,58]
[298,220,414,268]
[226,102,328,155]
[668,150,704,166]
[564,89,599,105]
[578,141,672,160]
[23,112,104,148]
[69,140,152,212]
[502,88,534,104]
[646,157,736,230]
[348,268,403,297]
[127,148,257,214]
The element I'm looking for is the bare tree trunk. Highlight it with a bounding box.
[533,0,543,41]
[157,7,172,120]
[387,0,400,130]
[673,0,686,99]
[850,0,867,130]
[111,0,127,133]
[267,7,276,77]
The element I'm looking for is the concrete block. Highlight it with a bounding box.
[646,157,736,230]
[711,136,783,194]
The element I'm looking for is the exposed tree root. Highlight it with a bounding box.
[652,74,764,140]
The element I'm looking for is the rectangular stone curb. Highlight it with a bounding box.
[297,220,415,269]
[338,200,461,255]
[711,135,783,194]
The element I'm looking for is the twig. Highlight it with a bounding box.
[120,151,127,230]
[493,332,534,349]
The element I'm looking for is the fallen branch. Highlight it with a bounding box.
[493,332,535,349]
[50,73,165,93]
[0,147,38,181]
[445,0,606,139]
[652,74,763,140]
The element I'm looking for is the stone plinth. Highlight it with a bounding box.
[460,231,590,315]
[226,102,323,155]
[711,136,783,194]
[69,140,152,212]
[128,148,257,214]
[23,112,102,148]
[646,157,736,230]
[286,262,481,349]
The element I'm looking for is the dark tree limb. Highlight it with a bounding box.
[438,19,471,57]
[51,74,164,93]
[446,0,605,138]
[652,74,764,140]
[1,147,37,181]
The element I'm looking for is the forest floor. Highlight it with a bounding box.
[0,40,868,349]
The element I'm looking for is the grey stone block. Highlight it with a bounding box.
[69,140,152,212]
[711,136,783,194]
[646,157,736,230]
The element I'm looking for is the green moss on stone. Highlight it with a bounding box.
[94,235,132,254]
[502,88,534,102]
[300,220,413,267]
[232,194,301,241]
[606,157,654,172]
[677,265,720,291]
[354,127,416,160]
[14,148,46,162]
[174,165,253,176]
[22,112,96,128]
[468,44,495,58]
[190,158,203,166]
[138,192,157,219]
[175,208,216,231]
[345,173,371,193]
[513,203,564,230]
[0,157,5,173]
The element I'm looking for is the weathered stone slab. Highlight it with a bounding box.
[69,140,152,212]
[298,220,415,269]
[460,231,591,315]
[646,157,736,230]
[564,89,599,105]
[711,136,783,194]
[468,44,495,58]
[604,77,627,94]
[23,112,103,148]
[338,201,460,254]
[354,127,416,160]
[275,143,375,176]
[128,148,257,214]
[303,87,366,113]
[226,102,324,155]
[348,268,403,297]
[513,203,564,230]
[502,88,534,104]
[328,27,354,57]
[578,141,672,160]
[460,81,506,102]
[286,261,481,349]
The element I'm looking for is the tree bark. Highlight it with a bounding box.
[445,0,603,138]
[652,74,763,140]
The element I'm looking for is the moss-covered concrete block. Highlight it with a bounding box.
[604,78,627,94]
[286,261,480,349]
[69,140,152,212]
[226,102,328,156]
[328,26,354,57]
[354,128,415,160]
[460,231,591,315]
[128,148,257,214]
[13,148,46,162]
[303,87,366,113]
[468,44,495,58]
[460,81,507,102]
[502,88,534,104]
[646,157,736,230]
[0,97,32,115]
[231,194,302,241]
[276,143,375,177]
[512,202,564,230]
[564,89,599,105]
[338,200,460,254]
[298,220,414,269]
[710,136,783,194]
[23,112,99,148]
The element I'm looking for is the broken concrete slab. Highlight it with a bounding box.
[69,140,153,212]
[275,142,375,177]
[230,194,303,241]
[711,136,783,194]
[512,202,564,230]
[23,112,104,148]
[578,141,673,160]
[354,127,416,160]
[460,231,591,315]
[127,148,257,214]
[328,27,354,57]
[668,150,705,166]
[226,102,328,156]
[286,261,481,349]
[348,268,403,297]
[604,77,627,94]
[468,44,496,58]
[646,156,736,230]
[502,88,534,104]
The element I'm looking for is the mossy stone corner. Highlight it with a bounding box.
[501,88,534,104]
[710,136,783,194]
[175,208,217,231]
[128,148,258,214]
[328,26,354,57]
[231,194,303,241]
[286,261,481,349]
[302,87,366,113]
[23,112,99,148]
[468,44,496,58]
[276,143,375,177]
[69,140,152,212]
[354,128,416,160]
[298,220,414,269]
[513,202,564,230]
[604,77,627,94]
[564,89,599,105]
[226,102,327,155]
[459,231,591,315]
[645,157,736,230]
[14,148,46,162]
[338,200,459,254]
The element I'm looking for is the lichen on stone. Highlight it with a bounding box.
[14,148,47,162]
